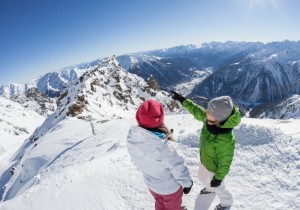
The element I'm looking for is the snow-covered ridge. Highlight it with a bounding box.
[133,44,200,56]
[132,41,265,57]
[0,63,89,99]
[26,56,182,143]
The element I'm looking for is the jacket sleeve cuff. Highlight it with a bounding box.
[182,99,189,106]
[214,174,225,180]
[178,97,186,104]
[181,179,193,188]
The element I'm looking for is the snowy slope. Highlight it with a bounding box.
[250,94,300,119]
[0,97,45,199]
[0,97,45,159]
[1,114,299,210]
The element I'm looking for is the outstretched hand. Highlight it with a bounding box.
[170,91,186,104]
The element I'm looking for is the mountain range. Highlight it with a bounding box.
[1,40,300,120]
[189,41,300,104]
[117,41,300,118]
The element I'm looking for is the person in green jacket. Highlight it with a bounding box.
[170,91,241,210]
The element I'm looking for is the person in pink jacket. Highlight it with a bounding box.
[127,99,193,210]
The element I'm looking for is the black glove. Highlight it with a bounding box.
[183,181,193,194]
[170,91,186,104]
[210,177,222,187]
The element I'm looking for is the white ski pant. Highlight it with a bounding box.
[198,163,233,207]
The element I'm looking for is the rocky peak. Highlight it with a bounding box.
[8,87,56,117]
[29,57,182,142]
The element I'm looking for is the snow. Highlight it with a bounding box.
[116,55,139,70]
[292,61,300,65]
[1,114,299,210]
[0,97,45,199]
[256,94,300,119]
[247,78,261,102]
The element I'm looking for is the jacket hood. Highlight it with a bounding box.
[127,126,165,157]
[220,106,241,129]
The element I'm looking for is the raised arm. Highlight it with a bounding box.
[182,99,206,122]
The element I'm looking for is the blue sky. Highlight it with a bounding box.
[1,0,299,85]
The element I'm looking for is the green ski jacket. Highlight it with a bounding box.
[182,99,241,180]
